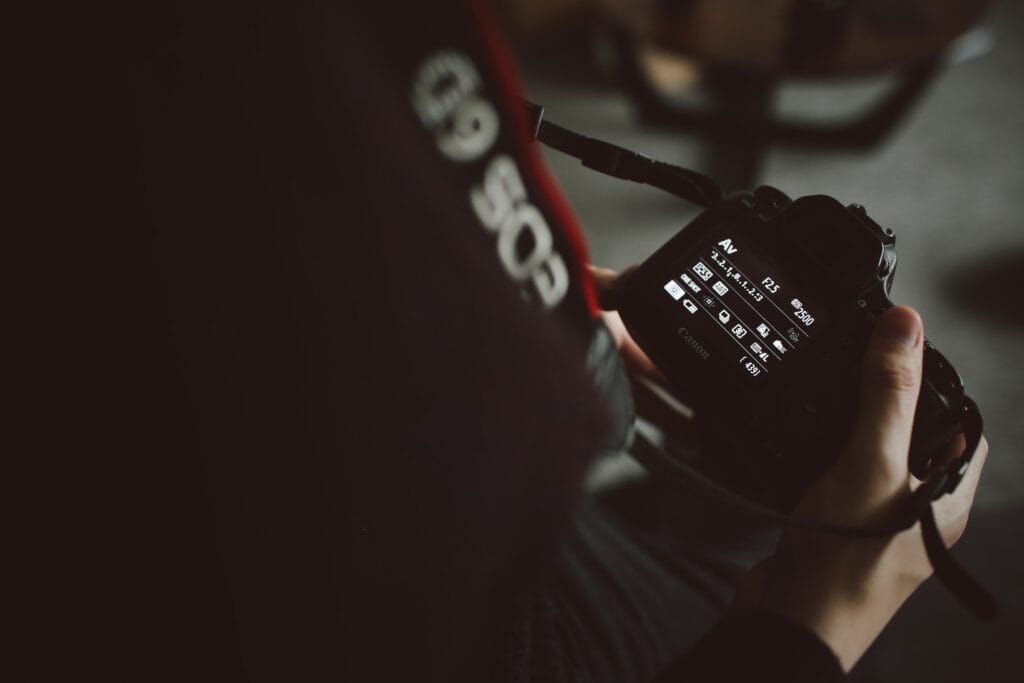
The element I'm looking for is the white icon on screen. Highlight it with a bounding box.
[682,299,698,314]
[790,298,804,309]
[681,273,702,293]
[712,281,729,296]
[693,262,714,282]
[664,280,685,300]
[749,343,770,362]
[773,340,787,354]
[756,323,771,338]
[732,324,747,339]
[739,356,760,377]
[718,310,731,324]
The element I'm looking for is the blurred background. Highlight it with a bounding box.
[499,0,1023,680]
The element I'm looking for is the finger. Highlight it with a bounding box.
[601,311,662,379]
[950,435,989,509]
[920,432,967,481]
[588,265,619,310]
[587,264,638,310]
[931,436,989,546]
[846,306,924,474]
[963,434,990,491]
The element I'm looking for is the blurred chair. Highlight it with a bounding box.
[596,0,993,191]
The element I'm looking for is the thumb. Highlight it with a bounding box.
[846,306,924,474]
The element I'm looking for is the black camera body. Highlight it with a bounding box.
[618,187,966,510]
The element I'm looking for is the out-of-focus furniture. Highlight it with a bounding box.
[597,0,992,190]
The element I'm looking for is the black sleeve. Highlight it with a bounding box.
[654,610,844,683]
[130,2,609,681]
[127,2,846,681]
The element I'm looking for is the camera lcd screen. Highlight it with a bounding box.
[660,235,827,382]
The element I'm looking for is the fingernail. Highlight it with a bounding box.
[878,308,922,349]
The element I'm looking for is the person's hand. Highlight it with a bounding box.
[589,265,659,379]
[589,265,699,442]
[734,306,989,671]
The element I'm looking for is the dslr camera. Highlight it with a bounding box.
[617,187,968,510]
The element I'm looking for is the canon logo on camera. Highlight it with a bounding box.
[678,327,711,361]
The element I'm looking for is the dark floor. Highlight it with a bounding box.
[514,2,1024,680]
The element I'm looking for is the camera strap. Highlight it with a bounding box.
[631,398,994,620]
[525,102,997,620]
[523,101,723,208]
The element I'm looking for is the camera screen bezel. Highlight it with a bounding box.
[618,197,875,412]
